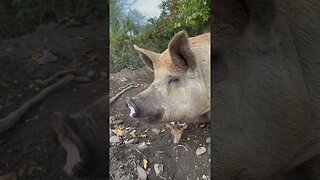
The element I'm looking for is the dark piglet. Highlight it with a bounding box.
[52,95,107,179]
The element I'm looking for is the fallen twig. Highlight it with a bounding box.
[37,69,80,86]
[134,148,147,159]
[109,172,115,180]
[174,145,189,152]
[110,84,137,104]
[0,75,74,134]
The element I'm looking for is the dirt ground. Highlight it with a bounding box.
[109,69,211,179]
[0,20,107,179]
[0,19,211,180]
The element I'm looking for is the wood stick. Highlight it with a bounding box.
[0,75,74,134]
[109,85,136,104]
[37,69,80,86]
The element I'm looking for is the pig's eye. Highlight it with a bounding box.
[168,76,179,84]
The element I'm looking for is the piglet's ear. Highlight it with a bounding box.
[168,31,197,72]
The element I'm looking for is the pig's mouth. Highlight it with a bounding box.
[126,100,164,124]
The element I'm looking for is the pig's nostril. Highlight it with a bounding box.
[126,98,138,118]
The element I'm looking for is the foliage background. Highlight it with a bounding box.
[0,0,106,38]
[0,0,210,72]
[110,0,210,72]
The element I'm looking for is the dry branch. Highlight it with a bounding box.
[0,75,74,134]
[37,69,80,86]
[109,84,137,104]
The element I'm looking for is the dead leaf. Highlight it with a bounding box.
[143,159,148,169]
[83,52,102,61]
[130,132,137,138]
[31,49,43,60]
[112,128,124,137]
[144,129,149,133]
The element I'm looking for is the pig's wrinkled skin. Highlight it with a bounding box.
[212,0,320,179]
[127,31,210,125]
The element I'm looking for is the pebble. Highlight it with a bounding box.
[154,163,163,176]
[100,71,107,78]
[137,142,148,150]
[112,119,124,125]
[187,137,191,141]
[196,147,206,156]
[137,165,147,180]
[206,137,211,144]
[199,124,206,128]
[36,50,58,64]
[87,70,96,78]
[152,128,160,135]
[110,136,120,145]
[126,138,139,144]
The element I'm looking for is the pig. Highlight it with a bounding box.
[51,95,108,179]
[212,0,320,179]
[126,31,210,140]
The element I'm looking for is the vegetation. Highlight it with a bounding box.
[0,0,106,38]
[110,0,210,72]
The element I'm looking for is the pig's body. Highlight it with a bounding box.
[128,31,210,125]
[212,0,320,179]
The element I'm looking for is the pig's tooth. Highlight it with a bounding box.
[129,105,136,117]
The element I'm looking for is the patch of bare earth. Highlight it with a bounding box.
[109,68,211,180]
[0,20,107,179]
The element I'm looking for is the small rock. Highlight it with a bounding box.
[137,165,147,180]
[87,70,96,78]
[110,136,120,145]
[137,142,148,150]
[36,50,58,65]
[199,124,206,128]
[206,137,211,144]
[112,119,124,125]
[187,137,191,141]
[146,140,151,145]
[29,84,35,89]
[100,71,107,78]
[152,128,160,135]
[126,138,139,144]
[154,163,163,176]
[196,147,206,156]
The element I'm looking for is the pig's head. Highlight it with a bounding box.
[52,112,107,179]
[127,31,210,124]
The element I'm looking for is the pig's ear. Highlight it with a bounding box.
[168,31,196,72]
[134,44,160,71]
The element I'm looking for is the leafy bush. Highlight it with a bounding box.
[110,0,211,72]
[0,0,106,38]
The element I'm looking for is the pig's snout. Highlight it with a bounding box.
[126,98,139,118]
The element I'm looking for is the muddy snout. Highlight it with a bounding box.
[126,97,164,123]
